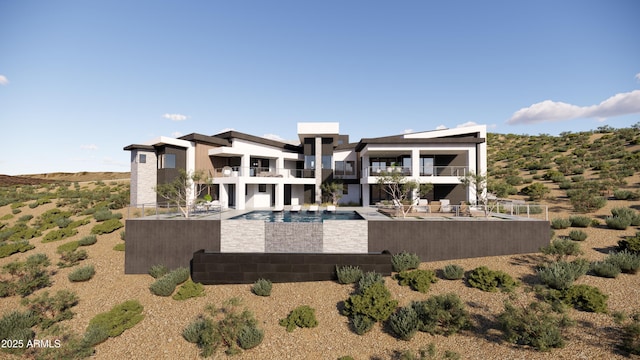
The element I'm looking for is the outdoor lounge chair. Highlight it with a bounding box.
[272,205,284,212]
[290,199,301,212]
[440,199,451,212]
[308,204,319,212]
[415,199,429,213]
[326,205,336,212]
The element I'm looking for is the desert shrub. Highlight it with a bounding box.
[251,278,272,297]
[78,234,97,246]
[183,298,261,356]
[148,264,169,279]
[85,300,144,346]
[68,217,91,229]
[611,207,640,225]
[0,310,37,355]
[55,217,72,228]
[12,208,21,215]
[551,218,571,230]
[618,232,640,254]
[119,230,125,240]
[21,289,79,329]
[18,214,33,223]
[537,259,589,290]
[614,189,634,200]
[149,275,178,297]
[237,325,264,350]
[442,264,465,280]
[58,249,88,268]
[620,314,640,355]
[357,271,384,294]
[606,216,632,230]
[391,252,421,272]
[540,239,583,260]
[93,209,122,222]
[168,267,190,284]
[562,284,608,313]
[0,214,13,221]
[568,190,607,213]
[568,230,588,241]
[591,261,621,278]
[68,265,95,282]
[466,266,518,292]
[173,279,205,300]
[395,269,438,293]
[113,243,125,251]
[2,253,52,297]
[280,305,318,332]
[0,240,34,258]
[336,265,363,284]
[569,215,591,228]
[411,293,470,336]
[389,306,420,340]
[42,227,78,243]
[350,313,375,335]
[605,250,640,274]
[343,282,398,323]
[498,300,571,351]
[521,182,549,201]
[90,218,123,235]
[56,241,80,254]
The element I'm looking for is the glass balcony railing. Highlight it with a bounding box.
[365,166,468,177]
[212,167,315,179]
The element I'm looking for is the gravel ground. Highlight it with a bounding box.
[1,192,640,359]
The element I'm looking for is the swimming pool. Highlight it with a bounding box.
[230,210,364,222]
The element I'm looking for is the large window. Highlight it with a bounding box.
[158,154,176,169]
[335,160,355,177]
[139,154,146,163]
[420,156,434,176]
[304,155,315,170]
[321,155,332,169]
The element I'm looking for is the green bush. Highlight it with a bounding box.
[562,284,608,313]
[606,250,640,274]
[568,230,588,241]
[620,315,640,355]
[18,214,33,223]
[173,279,205,300]
[395,269,438,293]
[237,325,264,350]
[618,232,640,254]
[411,293,470,336]
[357,271,384,294]
[498,300,571,351]
[442,264,465,280]
[350,313,375,335]
[569,215,591,228]
[1,253,52,298]
[93,209,123,222]
[251,278,272,297]
[537,259,589,290]
[12,208,22,215]
[568,190,607,213]
[389,306,420,340]
[343,282,398,323]
[466,266,518,292]
[168,267,190,284]
[614,189,634,200]
[85,300,144,345]
[78,234,97,246]
[148,264,169,279]
[391,252,421,272]
[551,218,571,229]
[113,243,125,251]
[0,310,37,355]
[611,207,640,226]
[336,265,363,284]
[149,276,178,297]
[21,289,79,329]
[42,227,78,243]
[90,218,123,235]
[56,241,80,254]
[591,261,621,278]
[0,240,34,258]
[606,216,632,230]
[58,249,88,268]
[279,305,318,332]
[56,217,72,228]
[540,239,583,260]
[68,265,95,282]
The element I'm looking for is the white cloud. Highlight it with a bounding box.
[456,121,478,128]
[402,129,414,134]
[507,90,640,125]
[80,144,98,151]
[162,113,188,121]
[636,73,640,82]
[0,75,8,85]
[171,131,183,138]
[435,125,448,130]
[262,133,285,141]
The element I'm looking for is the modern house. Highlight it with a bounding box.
[124,122,487,209]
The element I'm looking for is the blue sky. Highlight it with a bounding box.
[1,0,639,175]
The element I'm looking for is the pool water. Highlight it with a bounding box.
[230,210,364,222]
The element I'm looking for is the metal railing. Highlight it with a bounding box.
[378,202,548,220]
[365,166,468,177]
[211,167,315,179]
[126,202,223,219]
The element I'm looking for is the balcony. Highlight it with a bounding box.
[212,167,315,179]
[364,166,468,177]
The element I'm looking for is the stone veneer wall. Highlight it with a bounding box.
[130,150,157,207]
[265,222,322,252]
[220,220,265,252]
[322,220,368,253]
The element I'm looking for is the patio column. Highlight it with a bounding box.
[219,184,229,209]
[275,182,284,209]
[411,148,420,178]
[236,180,245,210]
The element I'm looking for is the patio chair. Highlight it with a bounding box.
[308,204,319,212]
[440,199,451,212]
[415,199,429,213]
[326,205,336,212]
[290,198,301,212]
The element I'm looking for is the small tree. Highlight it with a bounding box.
[321,181,343,205]
[155,169,210,218]
[376,171,432,218]
[459,171,492,217]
